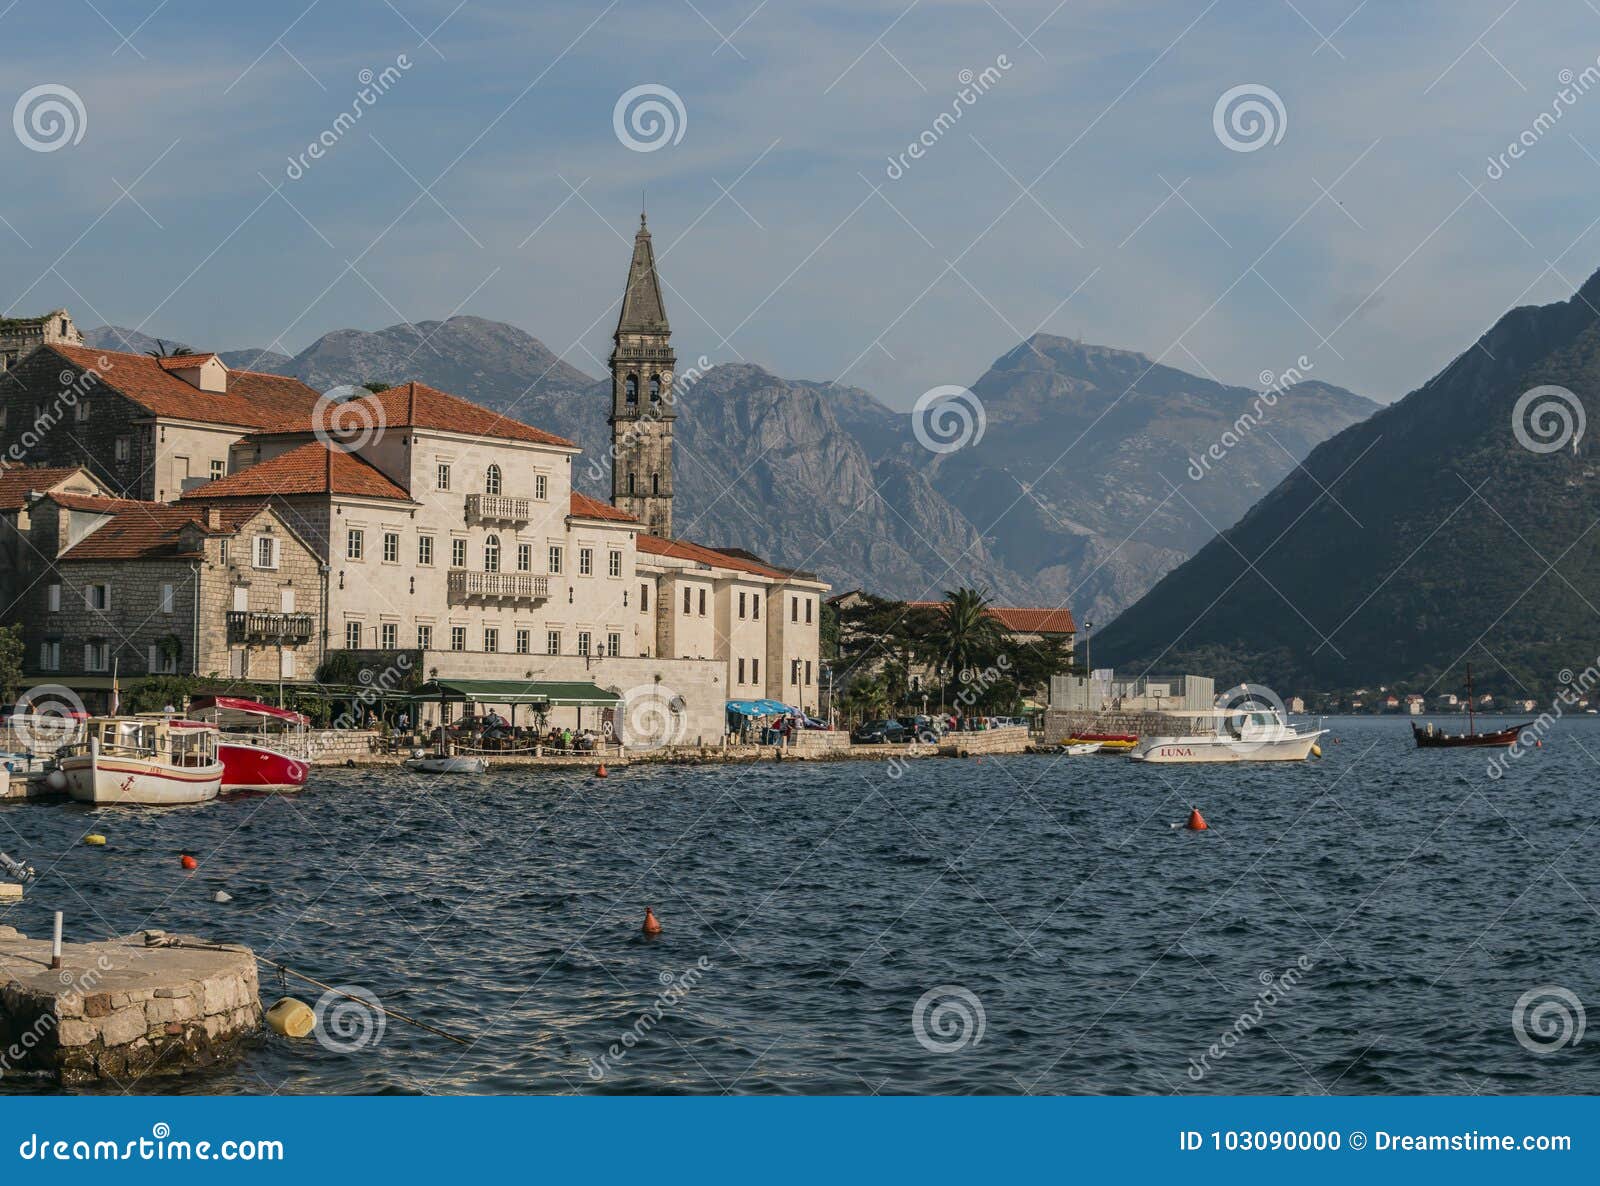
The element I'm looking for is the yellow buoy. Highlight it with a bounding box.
[84,834,106,846]
[1311,744,1322,758]
[265,997,316,1039]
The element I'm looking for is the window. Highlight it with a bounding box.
[437,463,451,490]
[160,584,174,614]
[220,539,229,566]
[380,623,398,649]
[280,588,295,612]
[805,660,813,686]
[649,374,661,402]
[383,532,399,563]
[752,596,760,621]
[792,596,799,623]
[418,535,434,566]
[805,598,813,625]
[625,374,638,403]
[577,631,591,657]
[47,583,60,612]
[515,629,530,655]
[74,399,89,423]
[738,592,746,619]
[347,528,364,560]
[83,640,109,671]
[210,459,224,480]
[233,586,248,612]
[652,473,660,496]
[608,550,622,578]
[548,545,563,574]
[683,587,692,614]
[485,464,502,495]
[147,644,176,675]
[280,651,295,679]
[38,641,60,671]
[534,474,548,500]
[485,534,501,572]
[640,583,649,613]
[451,538,467,568]
[547,630,560,655]
[517,543,532,572]
[84,584,110,611]
[791,659,801,686]
[737,657,745,684]
[751,658,759,683]
[254,537,279,570]
[607,632,621,657]
[114,437,130,463]
[629,473,637,495]
[484,627,499,653]
[450,626,466,652]
[417,624,432,650]
[346,622,362,649]
[579,547,593,576]
[698,589,707,616]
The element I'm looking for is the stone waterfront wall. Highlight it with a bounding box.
[1043,708,1191,741]
[940,725,1031,756]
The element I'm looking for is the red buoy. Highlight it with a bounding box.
[642,907,662,935]
[595,763,608,778]
[180,854,198,870]
[1185,808,1208,832]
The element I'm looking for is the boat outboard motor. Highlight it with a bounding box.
[0,850,35,882]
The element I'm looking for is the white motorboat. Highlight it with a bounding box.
[1065,742,1103,755]
[60,718,223,805]
[1127,706,1325,763]
[403,751,488,774]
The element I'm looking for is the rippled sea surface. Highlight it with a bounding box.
[3,715,1597,1096]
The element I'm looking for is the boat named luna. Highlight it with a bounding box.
[1128,705,1325,763]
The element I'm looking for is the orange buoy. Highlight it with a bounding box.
[596,763,608,778]
[180,854,198,870]
[1185,808,1208,832]
[642,907,662,935]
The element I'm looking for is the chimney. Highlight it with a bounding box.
[205,507,222,531]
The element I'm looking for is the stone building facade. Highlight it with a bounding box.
[0,309,81,372]
[608,215,676,538]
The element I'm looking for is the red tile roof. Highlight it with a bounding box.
[57,500,262,561]
[906,600,1076,634]
[47,345,322,429]
[256,381,578,448]
[178,441,411,502]
[637,533,786,579]
[154,353,220,370]
[46,492,147,515]
[0,466,94,511]
[569,491,638,523]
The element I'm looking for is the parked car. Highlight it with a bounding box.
[852,719,909,744]
[896,715,944,743]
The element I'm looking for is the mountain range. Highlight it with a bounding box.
[1096,266,1600,698]
[82,319,1376,620]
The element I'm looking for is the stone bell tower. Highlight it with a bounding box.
[608,212,676,538]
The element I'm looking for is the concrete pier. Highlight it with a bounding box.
[0,927,261,1085]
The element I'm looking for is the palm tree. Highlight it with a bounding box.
[934,587,1004,708]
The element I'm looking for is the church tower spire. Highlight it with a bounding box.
[609,211,677,537]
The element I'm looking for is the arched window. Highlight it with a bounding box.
[625,374,638,403]
[485,464,501,495]
[652,473,660,496]
[628,472,637,495]
[649,374,662,402]
[484,534,501,572]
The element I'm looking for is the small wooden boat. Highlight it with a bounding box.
[403,751,488,774]
[1063,732,1138,752]
[1413,666,1532,749]
[1065,742,1103,755]
[61,718,222,806]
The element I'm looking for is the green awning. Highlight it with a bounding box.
[412,678,622,707]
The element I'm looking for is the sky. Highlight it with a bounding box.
[5,0,1600,409]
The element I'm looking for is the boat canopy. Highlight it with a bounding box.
[411,678,622,707]
[189,695,309,728]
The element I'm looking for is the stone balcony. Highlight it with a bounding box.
[447,571,550,604]
[464,493,531,524]
[226,611,314,644]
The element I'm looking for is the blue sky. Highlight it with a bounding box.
[5,0,1600,408]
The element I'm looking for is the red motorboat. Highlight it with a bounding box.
[188,696,309,792]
